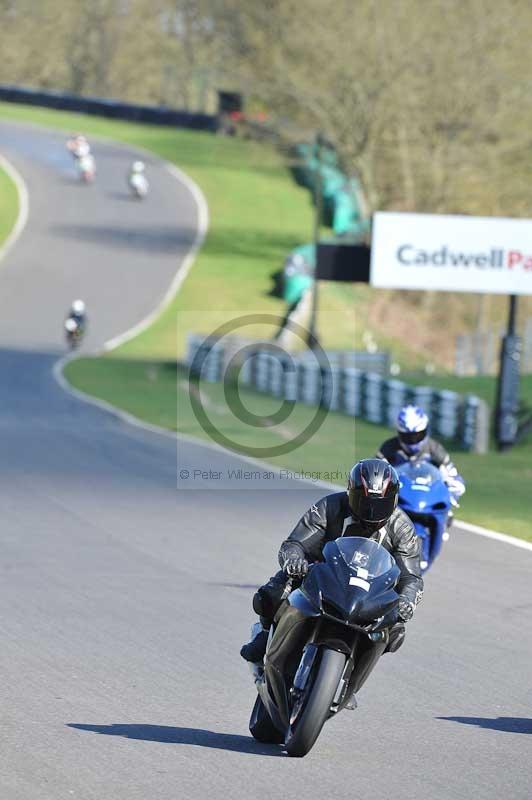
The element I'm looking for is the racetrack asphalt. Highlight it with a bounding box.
[0,118,530,800]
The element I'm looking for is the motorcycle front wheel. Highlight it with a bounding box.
[285,647,345,757]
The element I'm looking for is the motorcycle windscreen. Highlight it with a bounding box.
[328,536,395,579]
[396,461,441,486]
[320,537,399,622]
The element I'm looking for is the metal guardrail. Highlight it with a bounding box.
[0,84,218,131]
[186,336,489,453]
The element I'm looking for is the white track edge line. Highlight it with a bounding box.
[54,353,176,440]
[454,520,532,551]
[0,153,29,264]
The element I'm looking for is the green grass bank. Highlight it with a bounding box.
[0,160,19,247]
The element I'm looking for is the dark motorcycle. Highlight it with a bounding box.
[249,536,400,756]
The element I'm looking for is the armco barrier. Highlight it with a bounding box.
[186,336,489,453]
[0,84,217,131]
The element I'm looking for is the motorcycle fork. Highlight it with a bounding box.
[347,636,387,695]
[292,643,319,693]
[309,618,358,713]
[311,620,386,710]
[331,655,355,713]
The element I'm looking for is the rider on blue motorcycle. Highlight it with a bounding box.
[240,459,424,677]
[376,405,465,508]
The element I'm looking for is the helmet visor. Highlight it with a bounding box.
[398,429,427,446]
[349,489,397,523]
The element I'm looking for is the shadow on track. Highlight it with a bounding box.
[437,716,532,734]
[105,190,139,202]
[51,223,196,254]
[67,723,282,756]
[209,582,261,590]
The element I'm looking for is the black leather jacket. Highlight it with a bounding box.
[279,491,423,608]
[377,437,465,501]
[377,435,450,468]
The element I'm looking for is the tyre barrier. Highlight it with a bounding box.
[186,335,489,453]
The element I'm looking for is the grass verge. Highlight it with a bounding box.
[0,161,19,247]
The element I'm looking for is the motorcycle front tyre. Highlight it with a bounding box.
[285,647,345,758]
[249,694,284,744]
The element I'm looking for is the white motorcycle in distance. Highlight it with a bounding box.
[77,152,96,184]
[67,134,90,160]
[66,135,95,183]
[64,300,87,350]
[128,161,149,199]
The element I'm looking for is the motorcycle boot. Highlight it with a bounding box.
[240,620,269,663]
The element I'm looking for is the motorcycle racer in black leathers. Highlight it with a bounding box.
[64,299,87,348]
[241,459,423,668]
[65,299,87,332]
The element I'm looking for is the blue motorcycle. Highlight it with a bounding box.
[396,462,452,572]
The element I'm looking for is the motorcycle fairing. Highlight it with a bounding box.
[289,537,400,625]
[262,538,401,732]
[397,462,452,569]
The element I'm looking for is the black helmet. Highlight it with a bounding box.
[348,459,399,529]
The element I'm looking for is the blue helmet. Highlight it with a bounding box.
[397,405,429,454]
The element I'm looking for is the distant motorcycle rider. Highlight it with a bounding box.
[66,134,90,160]
[129,160,145,179]
[65,299,87,340]
[376,405,466,507]
[241,459,423,672]
[128,160,148,197]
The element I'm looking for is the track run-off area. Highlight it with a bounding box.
[0,119,530,800]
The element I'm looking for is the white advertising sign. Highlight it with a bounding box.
[371,211,532,295]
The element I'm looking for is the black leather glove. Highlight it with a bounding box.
[398,597,415,622]
[279,541,309,578]
[284,554,308,577]
[280,542,309,577]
